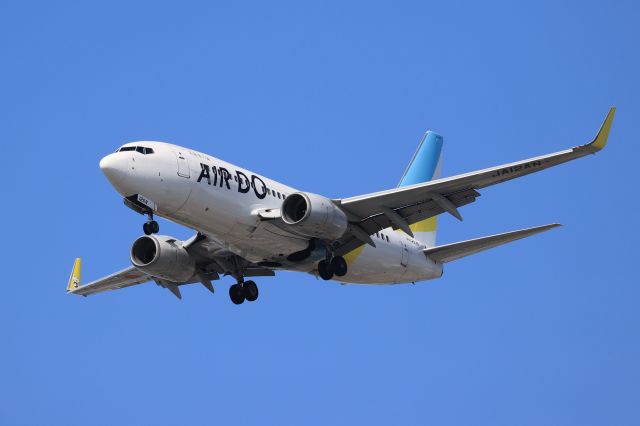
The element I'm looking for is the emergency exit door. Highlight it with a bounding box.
[401,242,410,267]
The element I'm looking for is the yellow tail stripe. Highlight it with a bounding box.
[343,244,366,266]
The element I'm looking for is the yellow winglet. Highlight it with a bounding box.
[67,258,81,292]
[589,107,616,150]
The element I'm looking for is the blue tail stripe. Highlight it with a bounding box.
[398,131,443,187]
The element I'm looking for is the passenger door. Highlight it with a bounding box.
[174,151,190,178]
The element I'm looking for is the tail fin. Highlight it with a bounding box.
[67,258,82,292]
[398,131,443,247]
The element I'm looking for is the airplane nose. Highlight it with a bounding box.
[99,153,129,187]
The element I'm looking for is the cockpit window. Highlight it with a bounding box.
[117,146,155,154]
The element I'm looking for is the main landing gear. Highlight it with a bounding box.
[142,212,159,235]
[229,280,259,305]
[317,256,347,281]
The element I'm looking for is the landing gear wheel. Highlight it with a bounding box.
[229,284,245,305]
[318,260,334,281]
[143,220,159,235]
[331,256,348,277]
[243,280,259,302]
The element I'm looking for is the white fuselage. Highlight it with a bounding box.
[99,141,443,284]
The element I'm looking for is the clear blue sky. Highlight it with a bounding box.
[0,1,637,425]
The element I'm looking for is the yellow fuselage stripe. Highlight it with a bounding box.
[409,216,437,233]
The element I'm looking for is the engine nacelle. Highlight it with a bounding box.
[281,192,348,240]
[130,235,196,283]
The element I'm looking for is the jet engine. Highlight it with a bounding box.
[130,235,196,283]
[281,192,348,240]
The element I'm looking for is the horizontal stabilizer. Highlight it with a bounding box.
[423,223,561,263]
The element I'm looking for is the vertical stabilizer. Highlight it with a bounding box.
[398,131,443,247]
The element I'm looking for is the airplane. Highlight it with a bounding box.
[67,108,615,304]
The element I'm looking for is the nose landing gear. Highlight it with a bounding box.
[143,220,159,235]
[123,195,160,235]
[142,212,159,235]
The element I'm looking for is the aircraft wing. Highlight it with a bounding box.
[67,259,151,296]
[67,234,275,299]
[333,108,614,255]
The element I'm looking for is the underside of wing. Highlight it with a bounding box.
[330,108,614,254]
[68,233,276,299]
[333,188,479,256]
[69,263,151,297]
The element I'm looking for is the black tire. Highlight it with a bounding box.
[150,220,159,234]
[331,256,348,277]
[318,260,334,281]
[143,222,152,235]
[229,284,245,305]
[243,281,259,302]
